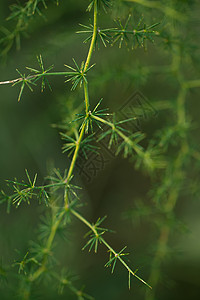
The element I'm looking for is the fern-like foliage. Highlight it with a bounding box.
[1,0,200,300]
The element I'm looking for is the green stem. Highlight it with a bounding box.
[102,239,152,289]
[83,0,98,114]
[108,29,159,34]
[27,109,86,293]
[25,2,99,291]
[64,0,98,197]
[84,80,90,114]
[70,209,152,289]
[91,114,144,156]
[65,123,86,187]
[71,209,98,235]
[84,0,98,72]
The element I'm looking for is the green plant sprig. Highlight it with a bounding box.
[70,209,152,290]
[8,3,99,296]
[90,113,166,170]
[2,0,152,294]
[11,126,88,290]
[1,168,81,211]
[0,0,173,297]
[0,54,95,101]
[77,14,160,49]
[92,113,144,155]
[3,170,48,209]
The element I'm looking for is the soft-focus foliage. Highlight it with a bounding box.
[0,0,200,299]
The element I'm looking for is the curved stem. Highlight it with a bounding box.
[25,2,99,291]
[84,0,98,73]
[83,0,98,114]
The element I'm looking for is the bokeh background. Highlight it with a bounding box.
[0,0,200,299]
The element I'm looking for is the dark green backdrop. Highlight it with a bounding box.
[0,1,200,299]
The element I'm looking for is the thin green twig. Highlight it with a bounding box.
[71,209,152,289]
[24,1,99,291]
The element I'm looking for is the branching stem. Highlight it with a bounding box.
[71,209,152,289]
[91,114,143,156]
[24,2,99,293]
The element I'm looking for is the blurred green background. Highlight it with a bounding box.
[0,0,200,299]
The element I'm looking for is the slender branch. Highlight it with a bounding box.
[84,0,98,72]
[83,0,98,114]
[107,28,159,35]
[70,209,98,235]
[64,122,86,188]
[102,239,151,288]
[27,120,86,286]
[0,79,20,85]
[23,2,99,290]
[91,114,144,156]
[70,208,152,289]
[0,72,75,85]
[27,106,87,286]
[84,80,90,115]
